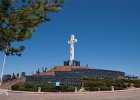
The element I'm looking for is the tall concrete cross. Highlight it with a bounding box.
[68,35,77,64]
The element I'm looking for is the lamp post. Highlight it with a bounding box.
[0,54,6,86]
[0,43,10,86]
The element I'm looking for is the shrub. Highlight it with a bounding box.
[134,84,140,88]
[114,87,123,90]
[12,82,75,92]
[100,86,111,91]
[60,86,75,92]
[11,83,20,90]
[85,87,99,91]
[84,81,105,87]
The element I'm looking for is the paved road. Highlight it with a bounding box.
[0,89,140,100]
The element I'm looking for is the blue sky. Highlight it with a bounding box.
[0,0,140,76]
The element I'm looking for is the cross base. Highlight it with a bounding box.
[64,60,80,66]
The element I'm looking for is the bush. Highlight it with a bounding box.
[11,82,55,92]
[11,83,20,90]
[100,86,111,91]
[60,86,75,92]
[12,82,76,92]
[83,78,139,91]
[41,85,55,92]
[134,84,140,88]
[11,79,140,92]
[85,87,99,91]
[114,87,123,90]
[84,81,105,87]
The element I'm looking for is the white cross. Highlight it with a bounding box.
[68,35,77,62]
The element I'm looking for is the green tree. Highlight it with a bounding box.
[0,0,64,56]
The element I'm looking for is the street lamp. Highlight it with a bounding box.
[0,43,10,86]
[0,54,7,86]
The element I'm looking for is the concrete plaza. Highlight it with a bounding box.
[0,88,140,100]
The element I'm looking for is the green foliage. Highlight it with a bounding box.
[131,80,140,88]
[40,84,56,92]
[11,79,140,92]
[85,87,99,91]
[0,0,64,56]
[83,78,140,91]
[84,81,105,87]
[130,80,140,84]
[60,86,75,92]
[11,82,75,92]
[134,84,140,88]
[100,86,111,91]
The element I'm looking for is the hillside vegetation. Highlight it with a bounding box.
[11,79,140,92]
